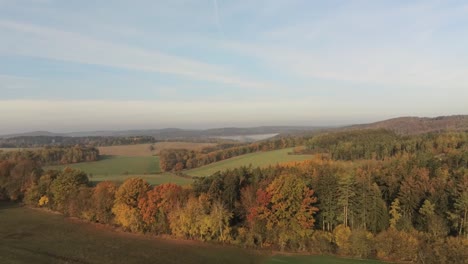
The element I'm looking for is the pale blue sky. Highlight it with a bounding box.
[1,0,467,133]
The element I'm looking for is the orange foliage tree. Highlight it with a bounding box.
[138,183,183,233]
[248,174,319,250]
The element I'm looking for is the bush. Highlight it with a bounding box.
[375,228,419,262]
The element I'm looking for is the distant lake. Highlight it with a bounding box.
[215,133,279,142]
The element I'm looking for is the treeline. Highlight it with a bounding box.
[0,146,99,165]
[159,137,305,172]
[302,129,468,161]
[0,136,156,148]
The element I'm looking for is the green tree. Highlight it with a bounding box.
[50,167,89,213]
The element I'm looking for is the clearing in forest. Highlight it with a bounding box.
[185,148,314,177]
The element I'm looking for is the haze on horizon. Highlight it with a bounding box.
[1,0,467,134]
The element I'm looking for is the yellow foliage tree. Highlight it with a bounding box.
[333,224,351,255]
[38,195,49,206]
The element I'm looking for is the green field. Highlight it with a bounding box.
[267,255,385,264]
[185,148,314,177]
[90,173,193,186]
[47,155,161,175]
[0,203,265,264]
[46,156,193,186]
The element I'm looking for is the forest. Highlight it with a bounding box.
[0,129,467,263]
[0,135,156,148]
[0,146,99,165]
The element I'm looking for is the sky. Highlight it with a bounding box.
[1,0,467,134]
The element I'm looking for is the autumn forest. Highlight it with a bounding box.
[1,124,467,264]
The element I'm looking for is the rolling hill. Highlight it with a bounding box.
[348,115,468,134]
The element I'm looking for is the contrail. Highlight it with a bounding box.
[212,0,223,36]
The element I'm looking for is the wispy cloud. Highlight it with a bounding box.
[0,20,278,90]
[213,1,468,90]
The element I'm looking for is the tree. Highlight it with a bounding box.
[450,174,468,237]
[50,167,89,213]
[249,174,318,250]
[138,183,183,233]
[169,196,208,240]
[389,198,402,229]
[338,173,356,228]
[112,178,150,232]
[91,181,117,224]
[375,229,419,262]
[333,224,351,255]
[206,200,232,242]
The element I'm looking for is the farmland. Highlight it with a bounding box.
[0,203,265,264]
[46,156,193,185]
[98,142,216,156]
[185,148,314,177]
[47,156,161,175]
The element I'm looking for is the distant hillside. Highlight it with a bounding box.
[0,126,325,140]
[348,115,468,134]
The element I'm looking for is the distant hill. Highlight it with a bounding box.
[0,126,325,139]
[347,115,468,134]
[2,115,466,141]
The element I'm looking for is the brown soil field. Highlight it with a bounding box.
[98,142,216,156]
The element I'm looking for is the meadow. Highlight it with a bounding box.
[90,173,193,186]
[47,156,161,175]
[46,156,193,185]
[0,203,265,264]
[185,148,315,177]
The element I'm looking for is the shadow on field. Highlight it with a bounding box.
[5,244,91,264]
[0,201,18,211]
[98,155,116,161]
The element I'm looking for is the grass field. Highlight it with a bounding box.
[185,148,315,177]
[47,156,161,175]
[267,255,385,264]
[0,203,265,264]
[90,173,193,186]
[98,142,216,156]
[46,156,193,186]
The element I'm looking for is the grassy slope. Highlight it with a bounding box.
[0,203,265,264]
[0,204,386,264]
[267,255,385,264]
[185,148,314,177]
